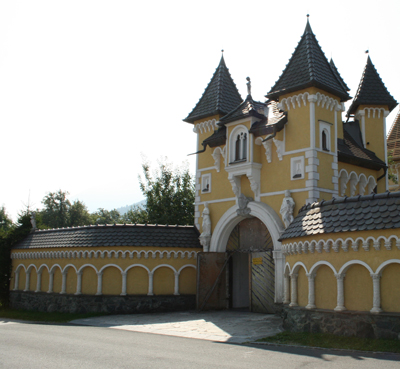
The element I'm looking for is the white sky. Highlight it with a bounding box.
[1,0,400,221]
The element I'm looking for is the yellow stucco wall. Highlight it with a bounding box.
[283,228,400,312]
[11,246,199,297]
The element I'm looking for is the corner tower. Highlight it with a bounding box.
[183,54,242,229]
[266,18,351,203]
[347,56,398,191]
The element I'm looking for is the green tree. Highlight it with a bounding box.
[69,200,93,227]
[122,205,148,224]
[41,190,71,228]
[139,159,195,225]
[92,208,122,224]
[0,206,13,234]
[0,211,31,307]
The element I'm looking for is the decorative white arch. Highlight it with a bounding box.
[210,201,285,303]
[375,259,400,275]
[338,260,374,275]
[150,264,179,296]
[291,261,308,274]
[309,260,337,275]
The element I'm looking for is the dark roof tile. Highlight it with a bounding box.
[280,191,400,240]
[12,224,202,250]
[348,56,398,115]
[267,20,350,102]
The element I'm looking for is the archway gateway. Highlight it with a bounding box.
[197,218,276,313]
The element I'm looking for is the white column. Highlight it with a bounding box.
[24,270,31,291]
[306,273,316,309]
[334,273,346,311]
[120,271,127,296]
[35,271,42,292]
[174,272,179,296]
[148,272,154,296]
[283,274,290,304]
[96,272,103,295]
[13,270,20,290]
[289,273,298,307]
[60,271,67,294]
[308,94,317,149]
[273,250,285,304]
[370,273,382,313]
[75,271,82,295]
[48,272,54,293]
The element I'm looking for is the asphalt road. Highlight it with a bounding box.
[1,320,400,369]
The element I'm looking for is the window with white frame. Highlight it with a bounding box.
[229,126,249,163]
[291,156,304,180]
[201,173,211,193]
[319,121,332,151]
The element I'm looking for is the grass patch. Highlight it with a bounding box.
[257,331,400,353]
[0,308,107,323]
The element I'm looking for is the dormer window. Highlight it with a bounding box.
[229,126,249,164]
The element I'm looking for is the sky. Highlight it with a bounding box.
[1,0,400,221]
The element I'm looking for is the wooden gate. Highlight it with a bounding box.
[196,252,229,310]
[251,250,275,313]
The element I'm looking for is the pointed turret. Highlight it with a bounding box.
[329,59,350,92]
[183,54,242,123]
[266,20,351,102]
[347,56,398,115]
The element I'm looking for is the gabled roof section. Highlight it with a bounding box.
[183,55,242,123]
[337,122,386,170]
[348,56,398,115]
[12,224,202,249]
[266,20,351,102]
[280,191,400,240]
[387,109,400,160]
[219,94,267,124]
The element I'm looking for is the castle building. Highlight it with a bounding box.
[185,18,400,337]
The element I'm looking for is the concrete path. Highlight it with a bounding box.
[71,310,283,343]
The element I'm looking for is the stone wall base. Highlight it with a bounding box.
[282,306,400,340]
[10,291,196,314]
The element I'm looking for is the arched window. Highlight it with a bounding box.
[230,127,248,163]
[319,121,331,152]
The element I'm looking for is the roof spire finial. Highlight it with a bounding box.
[246,77,251,96]
[307,13,309,18]
[221,49,224,54]
[365,49,369,54]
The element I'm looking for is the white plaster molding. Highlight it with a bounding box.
[262,139,273,163]
[273,138,284,161]
[193,119,218,134]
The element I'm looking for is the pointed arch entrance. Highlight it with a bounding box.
[197,202,285,313]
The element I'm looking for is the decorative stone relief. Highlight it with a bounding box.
[229,176,241,197]
[212,147,226,172]
[273,138,284,161]
[30,212,36,231]
[262,140,272,163]
[280,190,295,228]
[236,193,252,217]
[199,203,212,252]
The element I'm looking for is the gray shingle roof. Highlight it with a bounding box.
[329,59,350,92]
[338,121,386,170]
[347,56,398,115]
[12,224,202,249]
[280,191,400,240]
[183,55,242,124]
[218,94,267,124]
[266,20,351,102]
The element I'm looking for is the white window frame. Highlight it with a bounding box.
[291,156,305,180]
[201,173,211,194]
[229,125,249,164]
[319,121,332,152]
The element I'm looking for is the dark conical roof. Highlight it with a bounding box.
[266,20,351,102]
[347,56,398,115]
[183,55,242,123]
